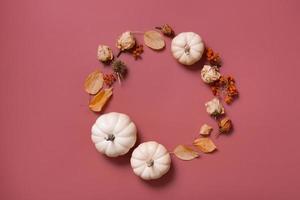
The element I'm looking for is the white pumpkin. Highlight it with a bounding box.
[130,141,171,180]
[91,112,137,157]
[171,32,205,65]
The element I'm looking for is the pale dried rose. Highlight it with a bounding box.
[199,124,213,136]
[218,117,232,134]
[201,65,221,84]
[205,98,225,116]
[144,30,165,50]
[84,70,104,95]
[173,145,199,161]
[97,45,114,62]
[116,31,136,51]
[193,138,217,153]
[89,88,113,112]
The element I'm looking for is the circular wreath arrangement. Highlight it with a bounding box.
[84,24,239,180]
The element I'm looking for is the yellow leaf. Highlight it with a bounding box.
[84,69,104,95]
[89,88,113,112]
[193,138,217,153]
[173,145,199,161]
[144,30,165,50]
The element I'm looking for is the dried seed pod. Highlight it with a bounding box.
[112,60,127,81]
[218,117,232,134]
[156,24,175,37]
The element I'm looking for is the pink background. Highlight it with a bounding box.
[1,0,300,199]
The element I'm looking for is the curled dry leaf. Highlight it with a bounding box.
[84,70,104,95]
[193,138,217,153]
[199,124,213,136]
[173,145,199,161]
[89,88,113,112]
[144,30,165,50]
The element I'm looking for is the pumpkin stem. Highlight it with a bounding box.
[146,159,154,167]
[184,44,190,55]
[106,134,115,141]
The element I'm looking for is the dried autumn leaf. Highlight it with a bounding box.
[84,69,104,95]
[89,88,113,112]
[173,145,199,161]
[144,30,165,50]
[193,138,217,153]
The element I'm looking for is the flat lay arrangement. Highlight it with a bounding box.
[84,24,239,180]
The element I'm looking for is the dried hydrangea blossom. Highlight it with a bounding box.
[201,65,221,84]
[116,31,136,51]
[205,98,225,116]
[97,45,114,62]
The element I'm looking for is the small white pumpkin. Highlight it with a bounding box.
[91,112,137,157]
[130,141,171,180]
[171,32,205,65]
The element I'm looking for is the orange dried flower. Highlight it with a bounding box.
[210,75,239,104]
[206,48,222,66]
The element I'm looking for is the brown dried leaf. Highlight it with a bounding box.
[193,138,217,153]
[144,30,165,50]
[89,88,113,112]
[84,69,104,95]
[173,145,199,161]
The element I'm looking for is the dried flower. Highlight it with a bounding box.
[131,44,144,60]
[210,76,239,104]
[206,48,222,66]
[199,124,213,136]
[97,45,114,63]
[205,98,225,117]
[155,24,175,37]
[103,73,117,87]
[116,31,136,51]
[218,117,232,134]
[112,60,127,82]
[201,65,221,84]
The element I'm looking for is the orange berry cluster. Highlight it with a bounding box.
[211,76,238,104]
[206,48,221,66]
[103,73,116,87]
[132,44,144,60]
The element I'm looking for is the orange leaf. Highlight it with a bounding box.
[84,69,104,95]
[193,138,217,153]
[89,88,113,112]
[173,145,199,161]
[144,30,165,50]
